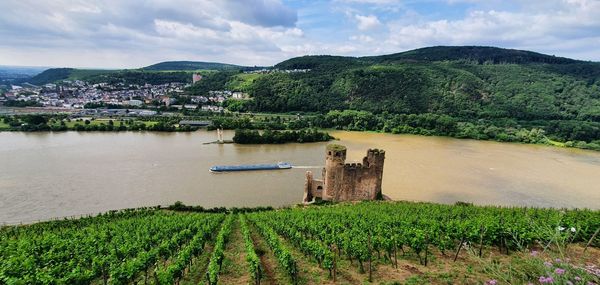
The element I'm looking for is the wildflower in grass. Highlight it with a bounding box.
[570,227,576,232]
[544,261,553,267]
[539,276,555,283]
[555,268,566,275]
[531,250,539,256]
[584,264,600,277]
[486,279,498,285]
[575,276,582,281]
[566,281,573,285]
[555,258,562,263]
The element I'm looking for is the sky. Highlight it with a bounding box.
[0,0,599,68]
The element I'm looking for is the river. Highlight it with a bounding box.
[1,130,599,223]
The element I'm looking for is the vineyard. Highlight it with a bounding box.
[1,202,599,284]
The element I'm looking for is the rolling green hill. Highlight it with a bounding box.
[363,45,580,64]
[27,68,194,85]
[191,46,600,121]
[144,61,264,71]
[26,60,265,85]
[183,46,600,148]
[26,68,75,85]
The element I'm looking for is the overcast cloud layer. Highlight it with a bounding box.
[0,0,599,68]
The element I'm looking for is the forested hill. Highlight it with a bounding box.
[363,46,580,65]
[274,46,583,69]
[26,68,193,85]
[144,61,264,71]
[185,46,600,147]
[26,68,74,85]
[25,61,264,85]
[225,46,600,121]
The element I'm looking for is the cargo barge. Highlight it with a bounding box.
[209,162,292,172]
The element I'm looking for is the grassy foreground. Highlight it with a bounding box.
[1,201,599,285]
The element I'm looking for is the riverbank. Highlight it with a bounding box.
[2,111,599,151]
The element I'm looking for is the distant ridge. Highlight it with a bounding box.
[275,46,584,69]
[24,46,598,85]
[27,68,74,85]
[364,46,581,65]
[143,61,263,71]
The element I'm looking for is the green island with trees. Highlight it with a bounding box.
[232,129,333,144]
[1,201,599,285]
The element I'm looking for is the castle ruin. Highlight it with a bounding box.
[303,144,385,203]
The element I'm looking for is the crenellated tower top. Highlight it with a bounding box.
[326,144,347,164]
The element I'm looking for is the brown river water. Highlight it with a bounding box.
[1,130,599,223]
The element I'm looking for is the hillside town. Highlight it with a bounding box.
[0,75,249,115]
[244,68,311,74]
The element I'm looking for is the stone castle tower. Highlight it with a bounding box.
[303,144,385,203]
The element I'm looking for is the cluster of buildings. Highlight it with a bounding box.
[0,71,251,115]
[244,68,311,74]
[76,108,158,116]
[207,90,249,101]
[1,81,187,109]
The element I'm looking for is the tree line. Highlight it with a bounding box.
[232,129,333,144]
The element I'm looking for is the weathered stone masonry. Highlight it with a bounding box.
[303,144,385,203]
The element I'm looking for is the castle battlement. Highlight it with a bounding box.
[368,148,385,155]
[344,162,363,169]
[303,144,385,203]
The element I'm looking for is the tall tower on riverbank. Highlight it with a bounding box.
[216,128,224,143]
[303,144,385,203]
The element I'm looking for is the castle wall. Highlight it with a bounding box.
[303,145,385,204]
[303,171,324,203]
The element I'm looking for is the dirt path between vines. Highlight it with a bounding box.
[218,218,251,285]
[249,223,292,285]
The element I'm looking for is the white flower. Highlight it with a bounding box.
[570,227,576,232]
[557,226,566,231]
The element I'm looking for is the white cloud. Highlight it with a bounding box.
[0,0,599,67]
[383,0,600,60]
[337,0,400,4]
[355,14,382,31]
[0,0,302,68]
[350,35,375,43]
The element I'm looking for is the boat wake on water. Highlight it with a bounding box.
[291,166,324,169]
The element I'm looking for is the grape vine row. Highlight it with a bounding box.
[247,214,298,284]
[205,214,234,285]
[240,214,261,285]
